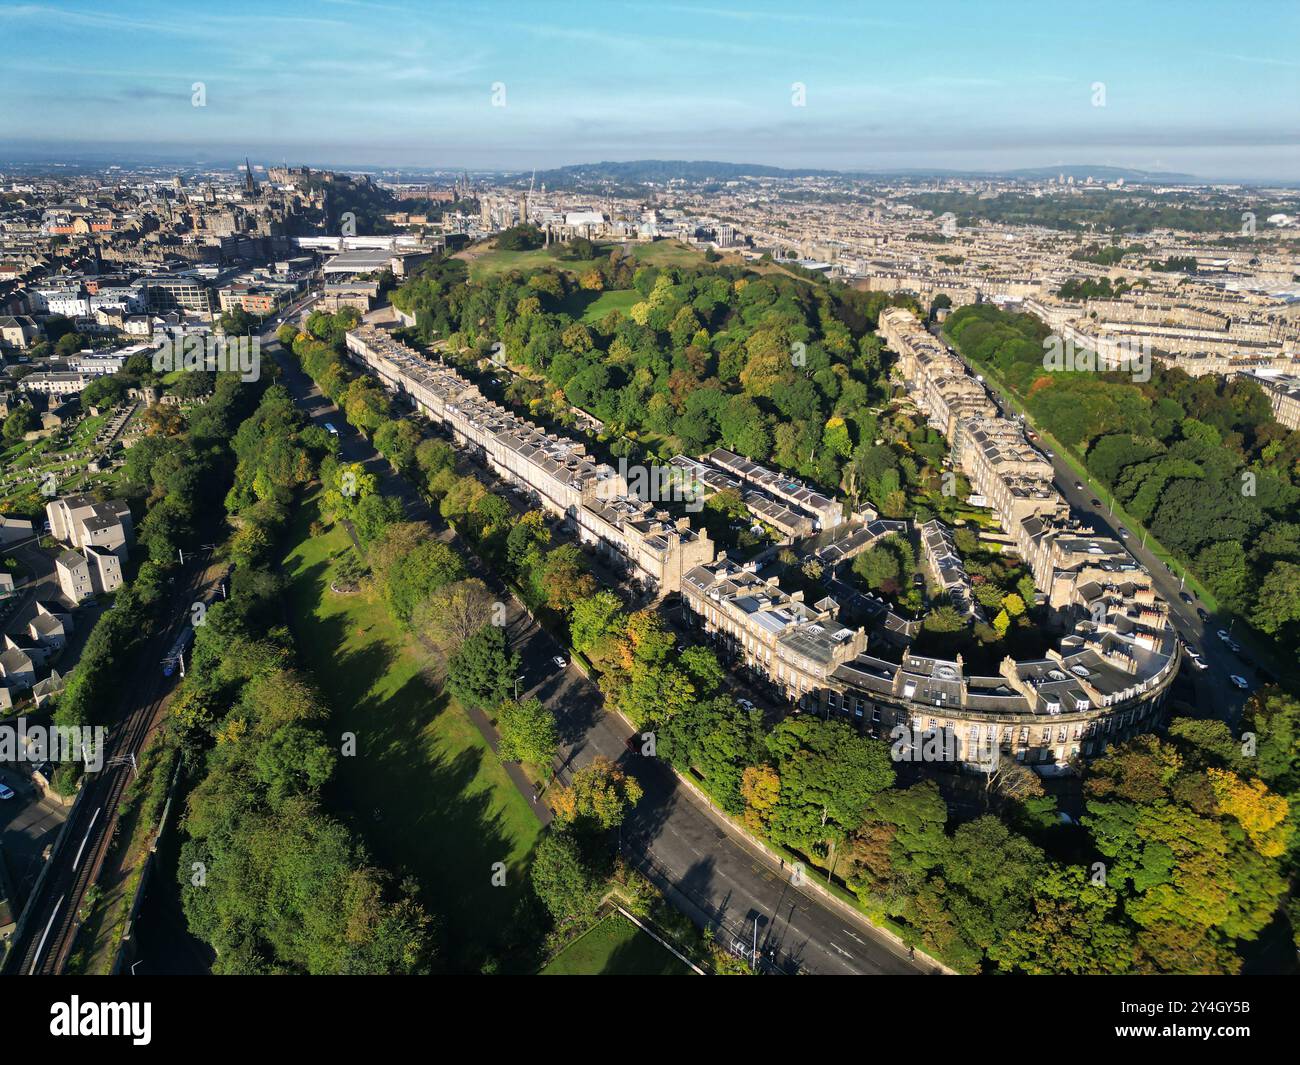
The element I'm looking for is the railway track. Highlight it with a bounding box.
[11,558,218,976]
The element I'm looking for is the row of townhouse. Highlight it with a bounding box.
[666,455,817,539]
[344,326,714,595]
[702,447,843,532]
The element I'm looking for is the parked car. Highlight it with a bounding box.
[1179,592,1193,604]
[736,698,755,712]
[1228,640,1241,654]
[1197,608,1211,623]
[1118,528,1129,539]
[0,783,13,800]
[1074,481,1084,490]
[1090,498,1101,507]
[1217,629,1231,642]
[1230,675,1251,690]
[551,655,567,669]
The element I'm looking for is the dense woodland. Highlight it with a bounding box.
[392,251,928,504]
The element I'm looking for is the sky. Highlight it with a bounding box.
[2,0,1298,179]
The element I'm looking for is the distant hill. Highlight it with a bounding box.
[529,159,840,187]
[519,159,1204,189]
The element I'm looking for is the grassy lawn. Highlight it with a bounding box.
[459,244,606,281]
[560,287,640,324]
[540,912,693,976]
[281,497,542,972]
[458,238,708,282]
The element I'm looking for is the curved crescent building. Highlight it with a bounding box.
[681,309,1180,772]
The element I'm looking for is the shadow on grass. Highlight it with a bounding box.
[284,529,544,973]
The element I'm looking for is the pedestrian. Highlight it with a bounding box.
[908,945,915,960]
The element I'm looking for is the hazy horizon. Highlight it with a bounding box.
[2,0,1298,180]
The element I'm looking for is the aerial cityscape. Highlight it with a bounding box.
[0,0,1296,1011]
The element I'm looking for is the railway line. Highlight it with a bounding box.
[6,556,221,975]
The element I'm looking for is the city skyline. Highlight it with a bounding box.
[3,0,1298,180]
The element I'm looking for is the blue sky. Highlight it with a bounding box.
[2,0,1297,178]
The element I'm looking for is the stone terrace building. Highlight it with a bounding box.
[681,556,867,704]
[344,325,713,595]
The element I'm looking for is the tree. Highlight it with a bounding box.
[549,756,643,832]
[740,765,780,833]
[993,866,1134,974]
[530,830,604,923]
[446,624,519,710]
[763,718,895,851]
[2,406,38,442]
[570,591,626,662]
[412,578,495,655]
[497,696,559,770]
[1251,561,1300,635]
[369,523,466,626]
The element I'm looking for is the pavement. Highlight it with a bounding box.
[264,304,928,975]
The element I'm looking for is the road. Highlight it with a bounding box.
[266,304,929,975]
[927,324,1254,723]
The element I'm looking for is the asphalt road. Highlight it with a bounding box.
[266,305,927,975]
[928,325,1255,724]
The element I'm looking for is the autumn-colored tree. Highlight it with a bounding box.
[549,756,643,832]
[740,765,780,834]
[1207,768,1290,858]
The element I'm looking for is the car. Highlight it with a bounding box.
[676,644,688,653]
[1228,640,1241,654]
[1217,629,1231,642]
[1118,528,1129,539]
[551,655,567,669]
[1230,675,1250,690]
[1074,481,1084,490]
[1190,656,1209,671]
[1044,450,1055,459]
[1090,498,1101,507]
[736,698,755,711]
[1179,592,1193,604]
[1197,608,1211,623]
[0,783,13,800]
